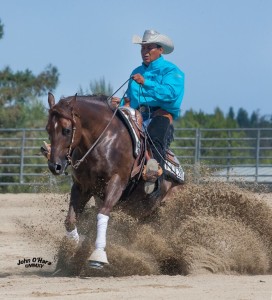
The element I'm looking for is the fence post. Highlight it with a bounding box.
[20,130,26,184]
[194,128,201,164]
[194,128,201,183]
[255,129,260,183]
[226,129,231,182]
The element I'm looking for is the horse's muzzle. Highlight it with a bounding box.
[48,161,65,175]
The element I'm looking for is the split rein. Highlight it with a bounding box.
[66,77,131,170]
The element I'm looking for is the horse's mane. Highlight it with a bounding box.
[49,94,109,121]
[80,94,109,102]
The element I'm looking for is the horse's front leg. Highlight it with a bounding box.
[89,174,125,268]
[65,183,90,244]
[55,184,91,274]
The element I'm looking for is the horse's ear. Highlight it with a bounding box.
[48,92,55,108]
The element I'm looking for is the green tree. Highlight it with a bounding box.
[0,19,4,40]
[0,20,59,128]
[173,107,241,164]
[250,111,259,128]
[176,109,207,128]
[227,107,235,121]
[79,77,113,96]
[90,76,113,95]
[236,108,250,128]
[176,107,237,129]
[0,65,59,128]
[0,65,58,106]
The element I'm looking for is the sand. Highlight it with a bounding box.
[0,187,272,300]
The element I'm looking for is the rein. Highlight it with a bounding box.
[66,78,131,170]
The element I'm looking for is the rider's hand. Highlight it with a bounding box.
[124,97,130,107]
[132,74,145,85]
[111,97,120,107]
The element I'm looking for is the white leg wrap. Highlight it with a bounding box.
[66,227,79,244]
[95,213,109,250]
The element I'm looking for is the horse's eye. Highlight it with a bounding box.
[62,128,71,136]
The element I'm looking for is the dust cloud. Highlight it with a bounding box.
[19,181,272,277]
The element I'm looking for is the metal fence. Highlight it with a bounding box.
[0,128,49,187]
[173,128,272,183]
[0,128,272,187]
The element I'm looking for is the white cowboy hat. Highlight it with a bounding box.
[132,29,174,54]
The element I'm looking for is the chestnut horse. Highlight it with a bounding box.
[45,92,183,269]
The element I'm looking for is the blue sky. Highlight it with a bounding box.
[1,0,272,116]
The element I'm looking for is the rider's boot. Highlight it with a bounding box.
[143,159,163,194]
[143,115,171,195]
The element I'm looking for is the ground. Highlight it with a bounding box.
[0,189,271,300]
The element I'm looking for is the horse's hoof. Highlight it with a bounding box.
[89,260,105,269]
[89,249,109,264]
[144,181,156,194]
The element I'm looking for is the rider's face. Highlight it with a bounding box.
[141,43,163,65]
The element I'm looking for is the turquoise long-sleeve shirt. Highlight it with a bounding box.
[125,56,185,120]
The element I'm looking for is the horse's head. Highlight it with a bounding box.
[46,93,80,175]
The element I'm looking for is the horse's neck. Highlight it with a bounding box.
[78,100,112,147]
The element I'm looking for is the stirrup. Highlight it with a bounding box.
[143,159,162,194]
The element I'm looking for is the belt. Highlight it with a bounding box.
[138,106,160,114]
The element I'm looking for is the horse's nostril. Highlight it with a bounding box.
[55,164,62,172]
[48,161,63,175]
[54,163,63,174]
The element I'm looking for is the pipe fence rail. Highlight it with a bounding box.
[0,128,272,188]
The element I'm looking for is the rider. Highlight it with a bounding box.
[113,29,185,195]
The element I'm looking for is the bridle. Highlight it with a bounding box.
[65,111,77,168]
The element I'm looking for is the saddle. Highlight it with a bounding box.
[117,107,185,185]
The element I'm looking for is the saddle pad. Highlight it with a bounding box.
[117,107,142,157]
[164,150,185,183]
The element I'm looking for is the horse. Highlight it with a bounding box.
[45,92,184,269]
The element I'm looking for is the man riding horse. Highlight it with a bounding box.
[41,29,185,271]
[112,29,185,195]
[43,29,185,197]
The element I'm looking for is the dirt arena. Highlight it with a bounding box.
[0,182,272,299]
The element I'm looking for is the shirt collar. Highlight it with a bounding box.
[142,56,164,70]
